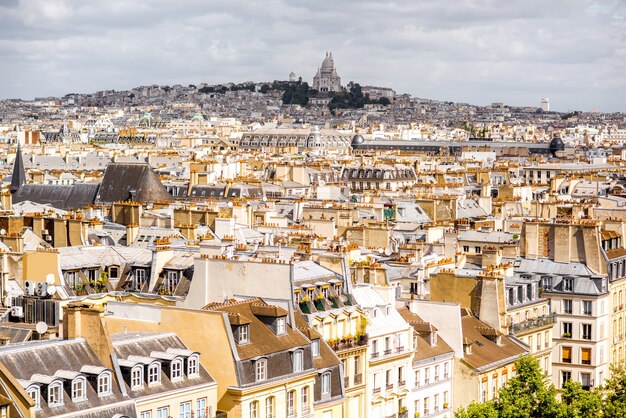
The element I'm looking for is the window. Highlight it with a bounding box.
[583,300,593,315]
[157,407,169,418]
[463,246,469,253]
[109,266,119,279]
[238,325,249,343]
[48,383,63,406]
[249,401,259,418]
[563,322,572,337]
[287,390,296,417]
[581,372,592,390]
[581,348,592,365]
[415,370,420,387]
[480,380,487,402]
[541,276,553,290]
[140,412,152,418]
[354,355,360,376]
[301,386,310,412]
[424,367,430,385]
[188,354,199,376]
[166,270,180,294]
[171,359,183,381]
[563,278,574,291]
[434,365,440,382]
[265,396,274,418]
[371,339,378,358]
[582,324,592,340]
[277,317,286,335]
[27,387,40,410]
[196,398,207,418]
[321,372,331,395]
[293,350,303,373]
[180,401,191,418]
[424,397,430,415]
[475,246,482,254]
[564,299,573,314]
[562,346,572,363]
[131,366,143,388]
[255,359,267,381]
[562,371,572,388]
[148,363,161,384]
[434,393,440,412]
[133,268,147,291]
[444,362,449,379]
[312,339,320,357]
[72,378,86,402]
[98,372,112,396]
[501,373,507,388]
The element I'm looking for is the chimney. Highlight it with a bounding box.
[126,224,139,245]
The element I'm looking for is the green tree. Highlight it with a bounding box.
[455,401,498,418]
[561,380,602,418]
[495,356,563,418]
[602,365,626,418]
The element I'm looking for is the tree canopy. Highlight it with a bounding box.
[455,356,626,418]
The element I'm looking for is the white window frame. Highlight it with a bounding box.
[98,371,112,396]
[301,386,310,412]
[239,325,249,343]
[293,350,303,373]
[188,354,199,377]
[311,339,320,357]
[27,386,40,410]
[277,317,286,335]
[156,407,169,418]
[255,359,267,381]
[265,397,274,418]
[48,383,63,407]
[148,363,161,385]
[287,390,296,417]
[171,359,183,381]
[180,401,191,418]
[140,412,152,418]
[321,372,331,395]
[131,366,143,388]
[196,398,207,418]
[72,377,87,402]
[249,401,259,418]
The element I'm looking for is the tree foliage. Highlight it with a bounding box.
[455,356,626,418]
[282,81,309,106]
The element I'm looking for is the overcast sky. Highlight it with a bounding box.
[1,0,624,112]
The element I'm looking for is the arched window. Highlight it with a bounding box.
[48,382,63,406]
[72,377,87,402]
[249,401,259,418]
[265,396,275,418]
[131,366,143,389]
[171,358,183,381]
[27,386,40,410]
[148,363,161,385]
[98,371,112,396]
[187,354,199,376]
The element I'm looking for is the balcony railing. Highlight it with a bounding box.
[329,334,369,352]
[344,376,350,388]
[371,352,379,359]
[384,349,392,355]
[386,383,394,390]
[373,387,381,394]
[510,313,557,335]
[354,373,363,385]
[398,380,406,387]
[396,346,404,353]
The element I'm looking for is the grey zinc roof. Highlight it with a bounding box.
[459,230,516,243]
[12,183,100,211]
[96,162,172,204]
[506,257,594,276]
[293,260,338,282]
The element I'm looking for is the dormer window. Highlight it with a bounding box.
[131,366,143,389]
[72,377,87,402]
[239,325,249,343]
[171,359,183,381]
[255,359,267,382]
[27,386,40,410]
[321,372,331,396]
[292,350,303,373]
[564,278,574,292]
[311,339,320,357]
[276,317,286,335]
[48,383,63,407]
[148,363,161,385]
[187,354,199,377]
[97,372,112,396]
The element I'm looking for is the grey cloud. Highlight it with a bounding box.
[0,0,624,111]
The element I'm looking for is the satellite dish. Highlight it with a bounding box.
[227,201,233,208]
[47,285,57,296]
[0,229,5,235]
[45,273,55,285]
[35,322,48,335]
[319,180,326,187]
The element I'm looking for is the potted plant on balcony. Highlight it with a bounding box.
[562,332,571,338]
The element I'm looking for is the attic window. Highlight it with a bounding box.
[97,372,112,396]
[131,366,143,389]
[72,377,87,402]
[27,387,40,409]
[48,382,63,407]
[276,317,286,335]
[311,339,320,357]
[188,354,199,377]
[239,325,250,343]
[171,359,183,381]
[147,363,161,385]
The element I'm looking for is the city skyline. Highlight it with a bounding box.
[1,0,625,112]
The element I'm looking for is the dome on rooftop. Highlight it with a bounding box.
[352,134,365,147]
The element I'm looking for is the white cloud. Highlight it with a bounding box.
[0,0,624,111]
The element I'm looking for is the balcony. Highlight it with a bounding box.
[354,373,363,385]
[398,380,406,387]
[373,387,381,394]
[396,346,405,354]
[386,383,394,390]
[371,352,379,359]
[510,313,556,335]
[384,349,392,355]
[329,334,369,353]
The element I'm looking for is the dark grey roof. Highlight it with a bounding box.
[0,338,136,418]
[12,183,100,211]
[0,325,32,343]
[10,145,26,194]
[96,163,172,204]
